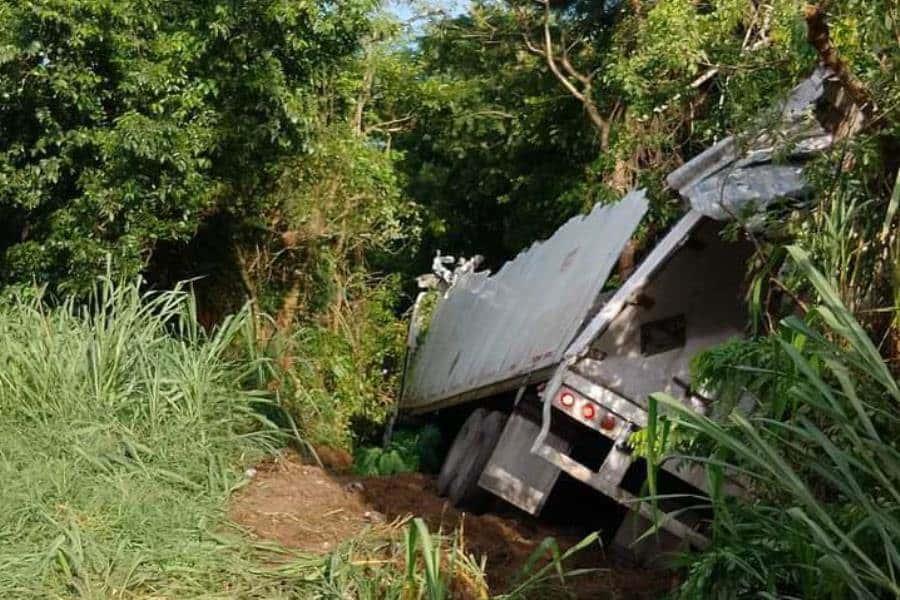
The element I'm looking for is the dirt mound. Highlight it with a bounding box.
[229,453,371,553]
[358,471,582,584]
[229,451,671,597]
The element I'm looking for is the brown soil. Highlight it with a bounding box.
[229,451,671,598]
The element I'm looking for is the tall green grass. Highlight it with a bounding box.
[0,278,291,597]
[0,278,591,598]
[647,246,900,598]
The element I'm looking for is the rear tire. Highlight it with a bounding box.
[437,408,486,497]
[449,410,507,511]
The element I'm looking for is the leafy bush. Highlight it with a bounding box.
[274,275,409,450]
[231,129,419,453]
[647,246,900,598]
[0,0,377,293]
[353,426,443,476]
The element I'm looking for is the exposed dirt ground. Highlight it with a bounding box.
[229,451,672,598]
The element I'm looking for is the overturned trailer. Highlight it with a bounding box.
[399,66,861,561]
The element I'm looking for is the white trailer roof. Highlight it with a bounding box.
[401,190,648,412]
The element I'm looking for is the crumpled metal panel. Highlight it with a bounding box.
[402,191,649,411]
[667,66,836,220]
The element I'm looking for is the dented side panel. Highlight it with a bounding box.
[401,191,649,412]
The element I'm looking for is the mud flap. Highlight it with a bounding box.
[477,412,571,515]
[611,511,688,567]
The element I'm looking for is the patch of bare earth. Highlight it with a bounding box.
[228,451,672,598]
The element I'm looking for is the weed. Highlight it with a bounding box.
[0,277,593,598]
[301,516,599,599]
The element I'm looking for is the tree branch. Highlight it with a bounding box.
[804,3,876,117]
[520,0,612,147]
[363,115,414,135]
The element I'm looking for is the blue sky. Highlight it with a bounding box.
[386,1,470,23]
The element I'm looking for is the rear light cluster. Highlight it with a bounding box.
[554,386,617,432]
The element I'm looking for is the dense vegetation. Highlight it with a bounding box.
[0,0,897,596]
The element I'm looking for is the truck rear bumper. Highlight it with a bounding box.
[532,365,710,551]
[532,439,709,549]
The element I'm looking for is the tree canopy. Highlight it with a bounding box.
[0,0,376,292]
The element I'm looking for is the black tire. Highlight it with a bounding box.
[436,408,486,497]
[448,410,507,511]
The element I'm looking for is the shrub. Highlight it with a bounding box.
[353,425,443,476]
[0,0,378,293]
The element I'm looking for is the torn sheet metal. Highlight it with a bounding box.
[401,190,649,412]
[667,66,859,220]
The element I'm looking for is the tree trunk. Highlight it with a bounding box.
[274,277,302,334]
[804,4,875,119]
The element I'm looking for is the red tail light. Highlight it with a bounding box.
[582,403,597,420]
[600,413,616,431]
[555,387,616,431]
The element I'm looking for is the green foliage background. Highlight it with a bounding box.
[0,0,376,292]
[0,0,897,595]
